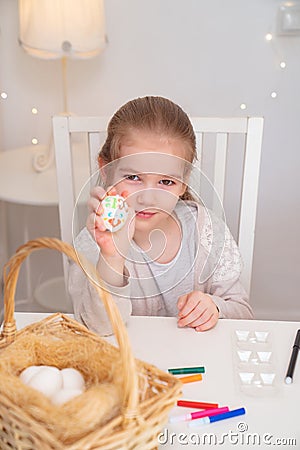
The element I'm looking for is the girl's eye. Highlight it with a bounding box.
[125,175,140,181]
[159,179,175,186]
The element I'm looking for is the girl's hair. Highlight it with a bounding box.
[99,96,197,200]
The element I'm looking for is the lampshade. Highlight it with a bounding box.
[18,0,106,59]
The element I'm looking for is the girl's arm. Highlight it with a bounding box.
[68,227,132,336]
[68,258,132,336]
[208,278,253,319]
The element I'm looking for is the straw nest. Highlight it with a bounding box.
[0,327,150,445]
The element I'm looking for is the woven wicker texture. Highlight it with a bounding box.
[0,238,182,449]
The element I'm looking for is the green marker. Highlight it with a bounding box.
[168,366,205,375]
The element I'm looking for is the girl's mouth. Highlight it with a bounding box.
[135,210,157,219]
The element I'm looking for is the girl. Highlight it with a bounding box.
[69,96,253,335]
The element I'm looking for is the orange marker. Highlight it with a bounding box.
[178,374,202,383]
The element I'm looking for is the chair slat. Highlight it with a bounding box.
[238,117,264,293]
[52,116,76,288]
[213,132,228,210]
[88,132,101,175]
[68,116,109,133]
[193,132,203,199]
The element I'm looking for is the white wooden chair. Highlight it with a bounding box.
[52,115,264,300]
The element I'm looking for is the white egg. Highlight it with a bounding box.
[19,365,41,384]
[61,368,85,390]
[51,388,84,406]
[27,366,63,398]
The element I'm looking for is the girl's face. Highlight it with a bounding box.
[110,129,189,232]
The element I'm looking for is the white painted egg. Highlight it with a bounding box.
[51,388,84,406]
[61,368,85,390]
[101,195,129,232]
[19,365,41,384]
[27,366,63,398]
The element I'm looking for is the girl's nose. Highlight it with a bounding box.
[136,188,157,206]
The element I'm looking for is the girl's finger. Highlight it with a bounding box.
[95,216,107,231]
[86,213,106,232]
[96,205,103,216]
[178,295,200,319]
[178,304,202,327]
[177,294,188,311]
[195,312,218,332]
[188,308,212,328]
[87,197,102,215]
[121,190,129,199]
[90,186,106,200]
[106,185,117,197]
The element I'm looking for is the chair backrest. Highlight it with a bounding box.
[52,115,264,297]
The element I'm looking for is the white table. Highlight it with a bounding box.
[11,314,300,449]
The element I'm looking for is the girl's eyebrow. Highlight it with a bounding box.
[117,167,139,174]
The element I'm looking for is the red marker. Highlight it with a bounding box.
[177,400,218,409]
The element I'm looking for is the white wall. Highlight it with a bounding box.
[1,0,300,320]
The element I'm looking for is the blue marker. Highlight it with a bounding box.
[188,408,246,427]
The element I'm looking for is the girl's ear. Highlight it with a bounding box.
[98,156,105,169]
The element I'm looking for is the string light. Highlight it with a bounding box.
[1,92,8,99]
[263,31,288,103]
[240,103,247,110]
[31,107,38,114]
[31,138,38,145]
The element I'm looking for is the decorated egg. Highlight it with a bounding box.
[101,195,129,232]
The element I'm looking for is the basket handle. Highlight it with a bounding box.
[1,237,140,423]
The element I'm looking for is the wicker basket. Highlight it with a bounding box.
[0,238,182,450]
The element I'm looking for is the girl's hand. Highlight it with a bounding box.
[86,186,135,260]
[177,291,219,331]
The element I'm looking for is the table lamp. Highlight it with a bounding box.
[18,0,106,172]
